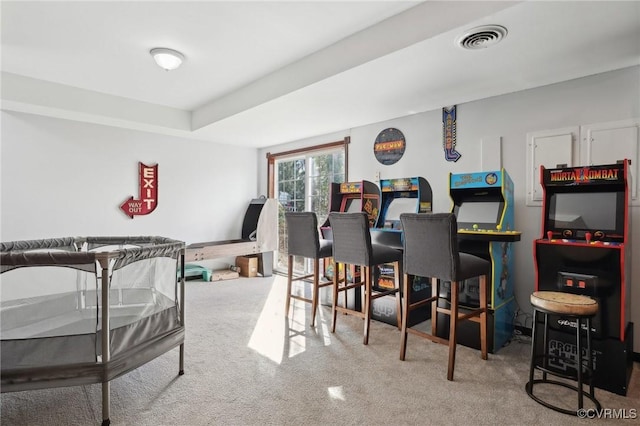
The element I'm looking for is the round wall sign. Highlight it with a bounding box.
[374,128,406,165]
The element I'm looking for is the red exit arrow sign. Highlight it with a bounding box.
[120,162,158,218]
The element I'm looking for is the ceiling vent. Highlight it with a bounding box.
[457,25,507,50]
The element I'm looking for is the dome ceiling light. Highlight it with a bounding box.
[150,47,185,71]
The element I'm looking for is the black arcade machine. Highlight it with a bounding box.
[534,160,633,395]
[320,180,381,310]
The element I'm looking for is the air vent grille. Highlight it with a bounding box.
[457,25,508,50]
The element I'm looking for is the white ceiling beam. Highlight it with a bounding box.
[1,72,191,134]
[191,1,519,131]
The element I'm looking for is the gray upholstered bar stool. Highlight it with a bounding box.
[328,212,402,345]
[284,212,333,328]
[399,213,490,381]
[526,291,601,415]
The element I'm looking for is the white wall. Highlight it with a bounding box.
[1,111,259,269]
[3,67,638,349]
[258,66,640,351]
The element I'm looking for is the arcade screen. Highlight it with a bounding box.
[342,197,362,213]
[384,197,417,221]
[547,191,619,231]
[456,201,503,226]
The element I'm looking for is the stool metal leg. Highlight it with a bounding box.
[586,317,594,397]
[576,317,584,409]
[586,318,600,409]
[527,308,539,394]
[542,311,549,381]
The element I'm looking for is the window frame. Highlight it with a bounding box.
[266,137,349,274]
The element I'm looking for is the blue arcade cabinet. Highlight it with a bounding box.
[436,169,521,353]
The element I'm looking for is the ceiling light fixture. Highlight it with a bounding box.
[150,47,185,71]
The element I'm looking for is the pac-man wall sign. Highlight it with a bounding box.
[374,128,406,165]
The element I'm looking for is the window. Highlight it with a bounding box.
[267,138,348,273]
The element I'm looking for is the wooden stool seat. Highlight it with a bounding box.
[530,291,598,316]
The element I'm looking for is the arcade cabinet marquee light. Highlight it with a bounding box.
[547,166,622,182]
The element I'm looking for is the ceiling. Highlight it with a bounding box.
[2,1,639,148]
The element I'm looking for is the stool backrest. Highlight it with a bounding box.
[328,212,372,266]
[285,212,320,259]
[400,213,459,281]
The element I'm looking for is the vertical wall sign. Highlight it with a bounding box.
[374,127,406,165]
[443,105,461,162]
[120,162,158,218]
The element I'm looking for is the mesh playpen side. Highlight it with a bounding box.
[1,236,186,426]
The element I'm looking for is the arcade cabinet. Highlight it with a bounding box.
[371,177,433,327]
[534,160,633,395]
[320,180,381,310]
[436,169,521,353]
[321,180,380,239]
[186,197,277,276]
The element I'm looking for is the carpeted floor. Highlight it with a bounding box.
[2,275,639,425]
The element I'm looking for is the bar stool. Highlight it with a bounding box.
[526,291,601,415]
[284,212,333,328]
[328,212,402,345]
[399,213,489,381]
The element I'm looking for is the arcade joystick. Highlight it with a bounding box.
[496,224,502,231]
[472,224,479,230]
[585,232,592,244]
[547,231,553,241]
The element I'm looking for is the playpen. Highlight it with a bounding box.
[1,236,186,426]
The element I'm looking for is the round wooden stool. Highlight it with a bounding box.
[525,291,602,415]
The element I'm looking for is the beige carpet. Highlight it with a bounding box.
[2,275,639,425]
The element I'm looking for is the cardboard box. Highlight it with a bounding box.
[236,256,258,277]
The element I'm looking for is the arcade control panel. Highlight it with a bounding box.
[457,224,521,242]
[543,230,623,247]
